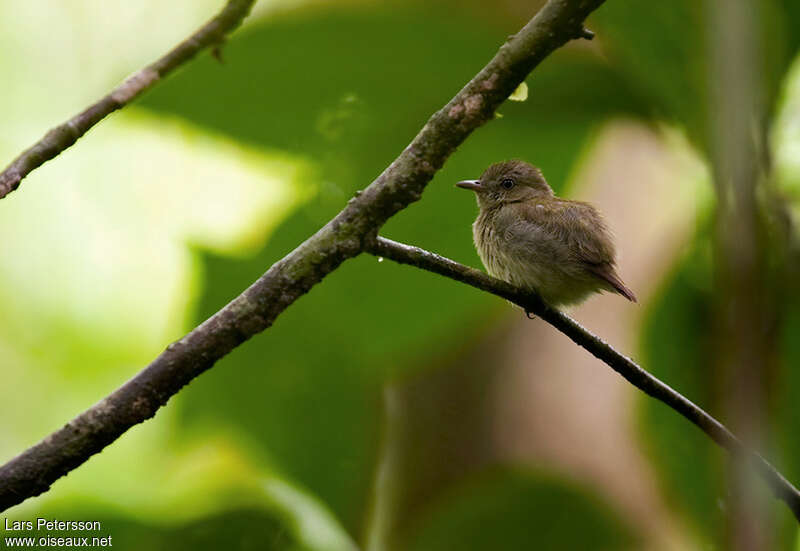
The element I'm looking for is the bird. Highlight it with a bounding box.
[456,160,636,311]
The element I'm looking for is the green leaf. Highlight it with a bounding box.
[508,81,528,101]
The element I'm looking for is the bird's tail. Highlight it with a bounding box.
[592,266,637,303]
[612,279,637,303]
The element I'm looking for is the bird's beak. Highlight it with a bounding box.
[456,179,482,191]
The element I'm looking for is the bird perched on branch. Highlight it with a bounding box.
[457,160,636,310]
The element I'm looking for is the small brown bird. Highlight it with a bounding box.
[457,160,636,308]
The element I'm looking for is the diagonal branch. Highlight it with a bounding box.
[0,0,606,511]
[0,0,256,200]
[366,236,800,522]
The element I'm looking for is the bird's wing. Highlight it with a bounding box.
[518,199,613,264]
[518,200,637,302]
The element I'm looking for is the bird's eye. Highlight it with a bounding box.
[501,178,515,190]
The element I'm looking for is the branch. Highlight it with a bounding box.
[0,0,256,200]
[0,0,606,511]
[709,0,772,544]
[366,236,800,523]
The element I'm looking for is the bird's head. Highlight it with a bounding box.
[456,160,553,210]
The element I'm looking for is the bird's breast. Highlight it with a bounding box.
[473,212,515,283]
[472,209,599,305]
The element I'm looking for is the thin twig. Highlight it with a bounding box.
[0,0,607,511]
[0,0,256,200]
[366,236,800,523]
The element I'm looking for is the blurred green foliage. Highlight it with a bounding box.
[593,0,800,149]
[639,226,726,542]
[2,0,800,549]
[24,509,299,551]
[403,469,637,550]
